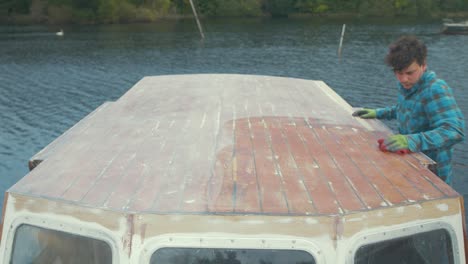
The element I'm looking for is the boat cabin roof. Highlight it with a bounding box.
[10,74,458,216]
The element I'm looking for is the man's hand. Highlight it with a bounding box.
[380,134,410,153]
[352,108,376,119]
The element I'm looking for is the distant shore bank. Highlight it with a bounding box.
[0,5,468,25]
[1,10,468,26]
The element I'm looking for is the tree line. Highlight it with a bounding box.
[3,0,468,24]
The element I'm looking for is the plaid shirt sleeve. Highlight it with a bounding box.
[407,81,465,152]
[376,105,396,120]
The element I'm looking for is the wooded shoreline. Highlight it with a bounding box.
[2,0,468,25]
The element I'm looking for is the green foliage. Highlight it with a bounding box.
[96,0,117,22]
[198,0,218,15]
[237,0,258,16]
[47,4,74,23]
[71,0,99,9]
[416,0,434,15]
[135,6,156,21]
[295,0,315,12]
[358,0,396,16]
[72,7,97,23]
[117,1,137,22]
[396,0,420,15]
[394,0,409,9]
[96,0,138,23]
[263,0,295,16]
[129,0,145,5]
[212,0,241,16]
[18,0,33,13]
[2,0,33,14]
[196,0,261,16]
[47,0,73,6]
[136,0,174,20]
[439,0,465,10]
[240,0,263,16]
[172,0,191,14]
[315,3,329,12]
[154,0,172,13]
[217,0,262,16]
[295,0,329,13]
[7,0,468,23]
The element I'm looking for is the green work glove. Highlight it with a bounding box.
[383,134,409,152]
[352,108,376,119]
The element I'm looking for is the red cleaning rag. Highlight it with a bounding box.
[377,138,410,155]
[377,139,387,152]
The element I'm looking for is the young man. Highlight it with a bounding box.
[353,35,465,184]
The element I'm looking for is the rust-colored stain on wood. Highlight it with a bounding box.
[11,74,458,216]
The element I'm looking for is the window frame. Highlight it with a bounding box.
[139,235,323,264]
[2,214,118,264]
[346,221,461,264]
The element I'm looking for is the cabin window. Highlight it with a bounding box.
[9,224,112,264]
[150,248,316,264]
[354,229,454,264]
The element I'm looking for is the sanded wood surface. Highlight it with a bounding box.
[11,74,459,216]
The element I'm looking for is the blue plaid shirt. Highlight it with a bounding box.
[376,71,465,184]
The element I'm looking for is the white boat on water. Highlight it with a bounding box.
[0,74,465,263]
[442,20,468,34]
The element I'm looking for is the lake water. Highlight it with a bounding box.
[1,18,468,217]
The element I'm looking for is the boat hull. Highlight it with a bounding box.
[442,22,468,34]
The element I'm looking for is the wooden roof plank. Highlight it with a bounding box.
[280,118,320,215]
[370,152,424,203]
[28,102,114,170]
[417,167,459,197]
[292,123,341,215]
[250,117,289,214]
[61,127,144,203]
[255,84,318,215]
[206,106,237,213]
[128,118,187,212]
[251,87,293,214]
[105,156,147,210]
[39,128,120,200]
[232,116,261,213]
[338,128,408,206]
[180,110,220,213]
[179,162,211,213]
[325,127,386,210]
[309,125,366,213]
[387,155,445,200]
[80,147,136,207]
[285,85,345,215]
[267,117,315,215]
[208,145,235,213]
[61,111,162,205]
[151,118,199,212]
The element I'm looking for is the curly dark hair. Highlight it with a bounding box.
[385,35,427,71]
